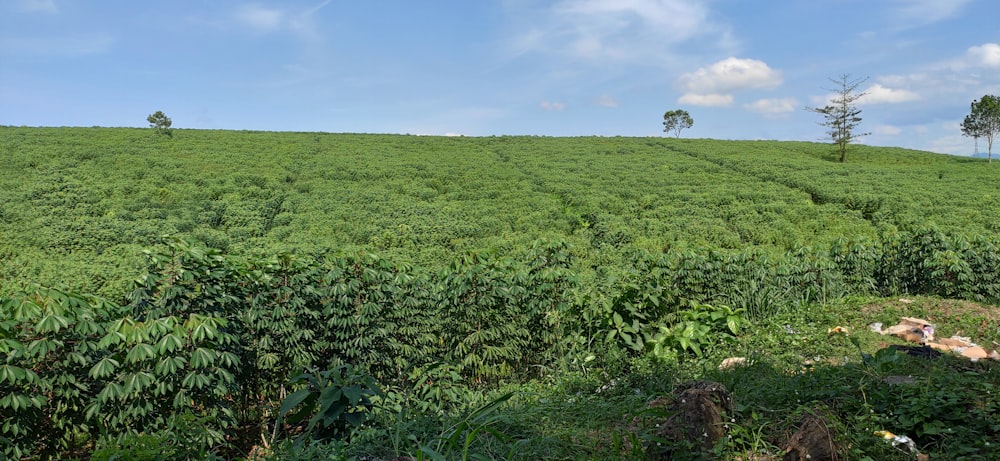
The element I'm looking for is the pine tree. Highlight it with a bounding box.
[808,75,870,163]
[147,111,173,137]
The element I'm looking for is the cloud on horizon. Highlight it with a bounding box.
[677,57,782,107]
[540,100,567,111]
[744,97,798,118]
[964,43,1000,68]
[503,0,728,63]
[889,0,972,25]
[679,93,733,107]
[596,94,619,108]
[860,83,920,104]
[235,5,284,31]
[231,1,331,40]
[872,124,903,136]
[16,0,57,14]
[0,34,114,56]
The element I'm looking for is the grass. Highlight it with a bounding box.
[316,295,1000,461]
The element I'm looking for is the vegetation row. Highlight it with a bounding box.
[3,227,999,459]
[2,127,998,302]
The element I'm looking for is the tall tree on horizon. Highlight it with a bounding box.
[663,109,694,138]
[807,75,870,163]
[961,95,1000,163]
[147,111,173,137]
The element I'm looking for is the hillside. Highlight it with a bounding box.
[2,127,999,460]
[2,127,997,299]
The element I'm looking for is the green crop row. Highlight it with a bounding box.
[5,127,996,299]
[3,227,998,458]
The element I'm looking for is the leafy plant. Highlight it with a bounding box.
[276,365,384,443]
[0,287,117,459]
[436,252,533,383]
[87,312,239,447]
[647,301,745,358]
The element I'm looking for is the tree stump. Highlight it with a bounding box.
[783,414,838,461]
[646,380,733,460]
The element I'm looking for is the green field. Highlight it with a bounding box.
[2,127,997,298]
[1,127,998,460]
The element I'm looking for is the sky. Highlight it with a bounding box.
[1,0,998,155]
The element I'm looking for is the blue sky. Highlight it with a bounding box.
[1,0,998,155]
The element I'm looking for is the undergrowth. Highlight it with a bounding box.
[260,296,999,460]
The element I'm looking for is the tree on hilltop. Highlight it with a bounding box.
[961,95,1000,163]
[807,74,870,163]
[147,111,173,137]
[663,109,694,138]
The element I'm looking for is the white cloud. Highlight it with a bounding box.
[964,43,1000,68]
[744,98,797,118]
[678,93,732,107]
[678,58,782,94]
[596,94,619,108]
[927,133,974,155]
[540,100,567,111]
[16,0,57,14]
[860,83,920,104]
[890,0,971,24]
[677,57,782,106]
[236,5,284,31]
[504,0,725,62]
[555,0,709,36]
[872,124,903,136]
[0,34,113,56]
[232,1,331,39]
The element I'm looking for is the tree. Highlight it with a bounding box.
[147,111,173,137]
[807,75,870,163]
[663,109,693,138]
[961,95,1000,163]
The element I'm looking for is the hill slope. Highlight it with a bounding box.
[1,127,997,297]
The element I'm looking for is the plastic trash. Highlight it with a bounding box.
[874,430,917,453]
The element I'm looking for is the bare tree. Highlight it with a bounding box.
[807,75,870,163]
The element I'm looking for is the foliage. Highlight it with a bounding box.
[436,253,534,383]
[662,109,694,138]
[0,287,117,459]
[90,411,226,461]
[0,283,239,459]
[2,127,1000,459]
[277,365,384,443]
[646,301,745,358]
[807,74,870,162]
[961,94,1000,162]
[87,312,239,446]
[2,235,999,459]
[413,392,521,461]
[147,110,173,137]
[4,128,999,299]
[877,229,1000,301]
